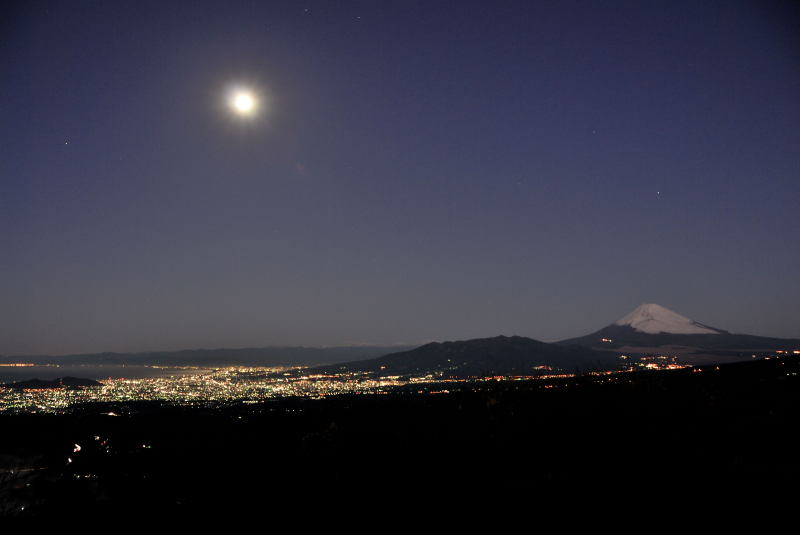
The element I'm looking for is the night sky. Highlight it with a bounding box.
[2,1,799,356]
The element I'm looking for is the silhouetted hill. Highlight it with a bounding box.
[312,335,619,376]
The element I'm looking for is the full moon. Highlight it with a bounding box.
[228,89,258,117]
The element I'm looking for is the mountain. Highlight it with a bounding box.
[559,303,800,362]
[311,335,620,377]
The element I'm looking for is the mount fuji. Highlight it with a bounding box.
[613,303,727,335]
[559,303,799,363]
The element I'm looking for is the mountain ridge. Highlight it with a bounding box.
[310,335,620,377]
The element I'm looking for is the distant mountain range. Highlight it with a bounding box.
[3,304,797,376]
[0,346,414,367]
[309,303,799,376]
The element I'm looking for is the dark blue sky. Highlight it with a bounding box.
[2,0,799,355]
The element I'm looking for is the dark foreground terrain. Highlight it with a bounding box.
[2,356,799,516]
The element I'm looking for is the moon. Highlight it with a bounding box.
[228,88,259,117]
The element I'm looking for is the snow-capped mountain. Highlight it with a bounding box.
[614,303,725,335]
[558,303,798,360]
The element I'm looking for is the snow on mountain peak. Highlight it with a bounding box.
[614,303,721,335]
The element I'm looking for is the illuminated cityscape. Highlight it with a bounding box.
[5,347,799,414]
[0,367,395,413]
[0,366,558,413]
[0,354,730,413]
